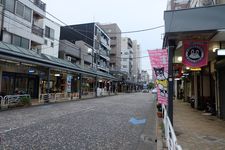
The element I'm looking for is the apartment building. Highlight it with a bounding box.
[1,0,46,50]
[121,37,133,79]
[60,23,110,73]
[132,40,141,82]
[100,23,121,71]
[41,18,60,57]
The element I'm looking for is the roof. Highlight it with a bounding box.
[0,42,116,80]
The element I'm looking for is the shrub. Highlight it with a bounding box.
[19,96,31,106]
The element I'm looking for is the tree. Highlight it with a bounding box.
[148,82,155,89]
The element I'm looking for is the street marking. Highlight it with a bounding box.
[129,117,146,125]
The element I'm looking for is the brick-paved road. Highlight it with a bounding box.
[0,93,156,150]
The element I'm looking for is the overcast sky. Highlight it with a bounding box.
[42,0,167,78]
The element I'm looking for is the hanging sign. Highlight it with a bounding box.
[148,49,168,105]
[182,40,208,67]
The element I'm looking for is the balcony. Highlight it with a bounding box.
[32,24,44,37]
[33,0,46,11]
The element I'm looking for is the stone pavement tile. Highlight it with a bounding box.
[174,100,225,150]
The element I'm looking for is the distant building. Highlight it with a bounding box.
[132,40,141,82]
[121,37,133,79]
[60,23,110,73]
[141,70,150,84]
[100,23,122,71]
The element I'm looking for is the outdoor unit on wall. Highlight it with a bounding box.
[67,56,72,61]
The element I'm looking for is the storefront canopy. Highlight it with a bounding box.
[163,4,225,47]
[0,42,116,80]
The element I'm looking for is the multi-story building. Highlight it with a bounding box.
[121,37,133,79]
[58,40,93,69]
[41,18,60,57]
[1,0,46,51]
[60,23,110,73]
[132,40,141,82]
[100,23,121,71]
[167,0,190,10]
[141,70,150,84]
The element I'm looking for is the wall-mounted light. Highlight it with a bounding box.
[186,67,190,70]
[217,49,225,56]
[177,56,182,62]
[54,74,60,77]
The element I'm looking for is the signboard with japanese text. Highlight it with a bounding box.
[148,49,168,105]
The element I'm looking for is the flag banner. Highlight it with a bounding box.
[148,49,168,105]
[182,40,208,67]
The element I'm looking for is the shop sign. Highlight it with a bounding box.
[67,74,73,93]
[148,49,168,105]
[182,40,208,67]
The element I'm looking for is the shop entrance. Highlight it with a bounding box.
[1,72,39,98]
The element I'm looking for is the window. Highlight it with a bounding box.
[44,39,48,45]
[123,65,127,68]
[24,7,32,22]
[12,34,29,49]
[5,0,15,12]
[45,26,55,40]
[15,1,24,17]
[124,52,129,55]
[51,42,54,48]
[21,38,29,48]
[123,58,127,61]
[15,1,32,22]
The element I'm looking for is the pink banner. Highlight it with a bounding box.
[148,49,168,105]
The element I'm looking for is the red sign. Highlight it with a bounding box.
[182,40,208,67]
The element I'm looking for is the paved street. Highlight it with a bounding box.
[0,93,156,150]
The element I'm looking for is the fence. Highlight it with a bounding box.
[0,94,31,109]
[39,92,79,103]
[162,104,182,150]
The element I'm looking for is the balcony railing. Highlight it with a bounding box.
[33,0,46,11]
[32,24,44,37]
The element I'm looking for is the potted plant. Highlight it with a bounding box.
[157,103,163,118]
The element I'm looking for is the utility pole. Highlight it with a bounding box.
[168,40,175,125]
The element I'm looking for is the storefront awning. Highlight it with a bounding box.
[0,42,116,80]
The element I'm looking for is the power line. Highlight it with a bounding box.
[108,25,164,34]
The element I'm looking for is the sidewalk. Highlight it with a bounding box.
[174,100,225,150]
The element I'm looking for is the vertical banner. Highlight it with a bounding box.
[67,74,73,93]
[148,49,168,105]
[182,40,208,67]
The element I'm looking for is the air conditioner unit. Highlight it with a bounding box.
[67,56,71,61]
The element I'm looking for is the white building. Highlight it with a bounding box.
[2,0,45,50]
[121,37,133,79]
[1,0,60,57]
[141,70,150,84]
[132,40,141,82]
[41,18,60,57]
